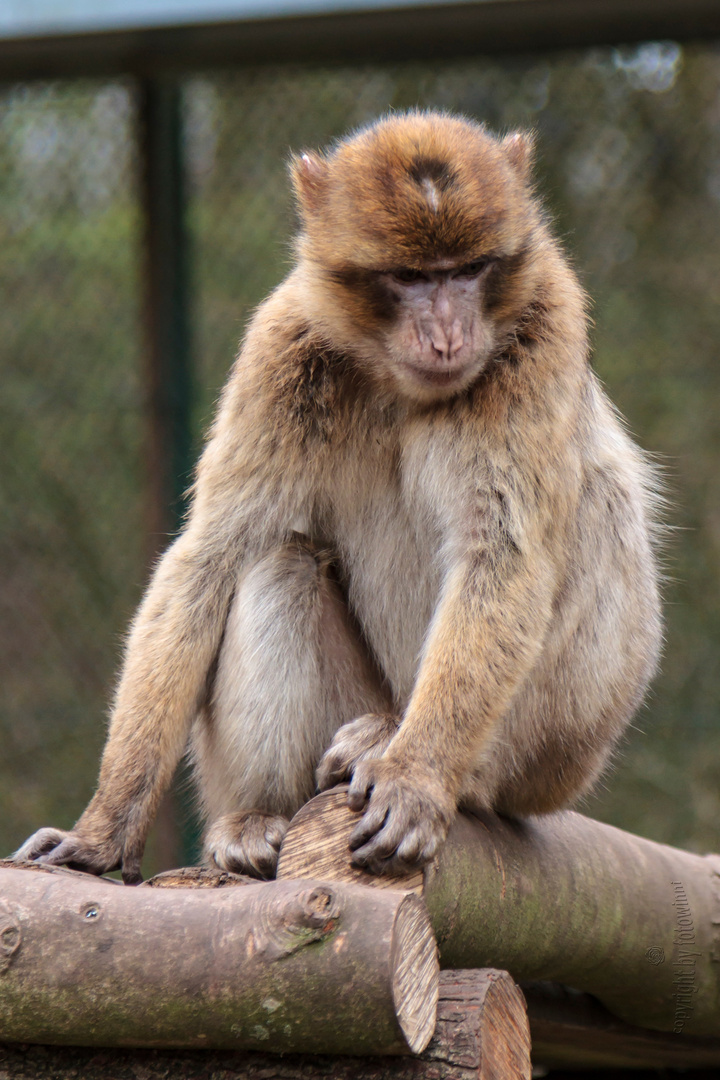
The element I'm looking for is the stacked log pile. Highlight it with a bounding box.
[2,786,720,1075]
[278,787,720,1036]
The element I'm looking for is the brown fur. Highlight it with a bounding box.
[14,112,662,881]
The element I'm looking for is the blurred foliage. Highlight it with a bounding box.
[1,42,720,871]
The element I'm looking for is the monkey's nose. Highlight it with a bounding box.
[430,321,464,362]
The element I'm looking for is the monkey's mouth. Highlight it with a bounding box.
[399,360,477,390]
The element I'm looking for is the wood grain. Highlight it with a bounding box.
[276,786,424,893]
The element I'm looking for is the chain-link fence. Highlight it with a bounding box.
[0,80,149,857]
[2,43,720,874]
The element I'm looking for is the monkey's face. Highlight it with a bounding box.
[292,111,542,401]
[289,111,544,403]
[374,257,500,401]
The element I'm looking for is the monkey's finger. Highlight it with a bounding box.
[210,836,268,879]
[351,829,403,873]
[395,829,425,865]
[121,860,143,886]
[316,750,350,792]
[354,827,427,875]
[360,818,404,860]
[349,795,413,863]
[264,817,289,852]
[243,835,280,879]
[394,826,442,870]
[347,762,377,812]
[12,827,69,862]
[352,850,396,875]
[417,834,442,865]
[348,800,390,851]
[251,850,276,879]
[351,800,430,870]
[118,836,144,884]
[37,837,91,868]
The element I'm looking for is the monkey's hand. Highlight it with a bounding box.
[203,811,289,880]
[316,713,400,792]
[346,758,455,875]
[11,826,127,879]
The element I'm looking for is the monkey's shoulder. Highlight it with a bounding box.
[277,329,356,434]
[236,311,366,446]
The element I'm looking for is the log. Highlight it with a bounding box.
[0,969,530,1080]
[0,864,438,1055]
[526,981,720,1071]
[276,787,720,1037]
[141,866,253,887]
[11,971,720,1075]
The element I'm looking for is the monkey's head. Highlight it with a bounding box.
[291,111,544,402]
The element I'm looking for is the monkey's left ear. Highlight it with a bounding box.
[500,132,536,183]
[290,151,329,217]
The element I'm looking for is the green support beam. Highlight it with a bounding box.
[0,0,719,84]
[138,77,198,868]
[139,76,193,542]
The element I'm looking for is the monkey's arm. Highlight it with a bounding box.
[346,543,556,874]
[14,340,305,883]
[15,511,244,883]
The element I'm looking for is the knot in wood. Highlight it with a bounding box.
[298,885,342,931]
[249,881,342,960]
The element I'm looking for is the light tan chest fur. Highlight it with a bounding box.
[322,418,478,709]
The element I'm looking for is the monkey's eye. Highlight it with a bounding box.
[456,258,493,278]
[392,268,428,284]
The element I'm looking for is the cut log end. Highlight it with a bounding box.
[392,893,440,1053]
[277,786,425,893]
[481,971,533,1078]
[428,969,531,1078]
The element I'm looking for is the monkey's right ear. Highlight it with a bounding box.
[500,132,536,183]
[290,151,330,217]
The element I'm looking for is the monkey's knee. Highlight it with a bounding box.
[255,533,333,582]
[490,746,610,817]
[197,537,386,822]
[226,534,342,654]
[202,811,289,880]
[216,532,385,733]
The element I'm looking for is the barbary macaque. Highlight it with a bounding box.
[14,112,662,884]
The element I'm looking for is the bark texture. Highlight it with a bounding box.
[277,787,720,1037]
[0,969,529,1080]
[0,864,437,1055]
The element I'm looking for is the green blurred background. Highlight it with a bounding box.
[2,43,719,875]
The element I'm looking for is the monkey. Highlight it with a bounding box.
[13,111,662,885]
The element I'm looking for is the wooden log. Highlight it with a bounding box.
[0,969,530,1079]
[276,787,720,1038]
[526,981,720,1071]
[141,865,253,887]
[0,865,438,1055]
[8,970,720,1075]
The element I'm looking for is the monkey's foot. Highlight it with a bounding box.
[316,713,400,791]
[346,759,454,876]
[11,826,123,878]
[203,811,289,880]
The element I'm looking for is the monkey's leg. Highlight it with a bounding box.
[192,537,390,879]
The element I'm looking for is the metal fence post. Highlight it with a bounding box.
[137,75,197,870]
